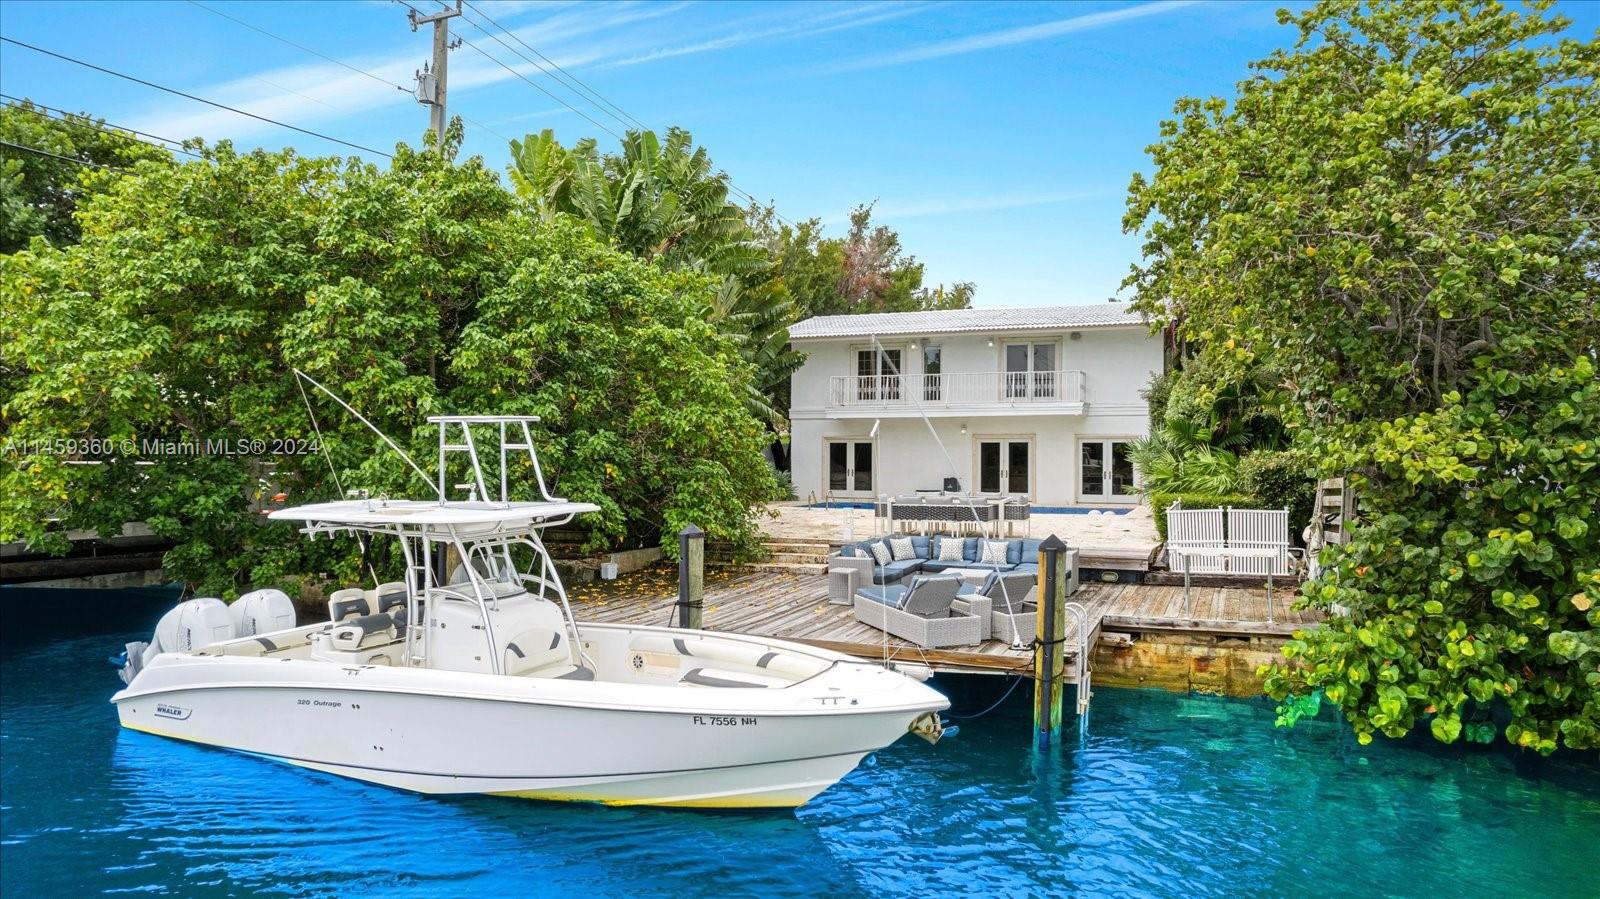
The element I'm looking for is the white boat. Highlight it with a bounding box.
[112,414,949,808]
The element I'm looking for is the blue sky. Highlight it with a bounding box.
[2,0,1596,308]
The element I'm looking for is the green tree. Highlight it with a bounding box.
[1123,1,1599,749]
[1,100,172,252]
[747,202,974,318]
[1,126,776,594]
[508,126,765,278]
[508,126,801,435]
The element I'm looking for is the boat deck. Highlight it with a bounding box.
[567,569,1320,678]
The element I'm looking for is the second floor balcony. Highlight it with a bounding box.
[826,370,1086,414]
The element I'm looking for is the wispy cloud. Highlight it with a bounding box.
[598,2,930,70]
[821,189,1112,226]
[126,2,688,146]
[818,0,1201,74]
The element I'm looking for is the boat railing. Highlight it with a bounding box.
[429,415,564,507]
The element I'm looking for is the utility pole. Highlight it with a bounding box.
[409,1,461,151]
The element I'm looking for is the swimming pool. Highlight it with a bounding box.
[3,588,1595,897]
[805,502,1130,515]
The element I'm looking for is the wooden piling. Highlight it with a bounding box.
[678,524,705,629]
[1034,534,1069,748]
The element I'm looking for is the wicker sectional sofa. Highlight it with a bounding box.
[830,536,1080,643]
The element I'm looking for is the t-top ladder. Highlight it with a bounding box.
[428,415,564,506]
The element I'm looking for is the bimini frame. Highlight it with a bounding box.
[275,415,595,676]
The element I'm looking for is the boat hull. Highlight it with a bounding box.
[113,650,946,809]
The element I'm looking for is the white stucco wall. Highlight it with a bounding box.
[787,323,1164,507]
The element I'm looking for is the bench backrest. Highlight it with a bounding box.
[1166,503,1227,573]
[1226,508,1294,576]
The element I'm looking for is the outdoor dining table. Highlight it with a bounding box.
[876,495,1027,538]
[1165,545,1283,623]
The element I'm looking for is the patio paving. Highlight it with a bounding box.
[759,500,1161,563]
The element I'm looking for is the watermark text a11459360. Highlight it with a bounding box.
[2,436,323,458]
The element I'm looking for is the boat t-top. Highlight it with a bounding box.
[113,414,949,808]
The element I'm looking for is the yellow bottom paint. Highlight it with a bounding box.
[487,788,808,809]
[124,720,811,808]
[121,719,223,747]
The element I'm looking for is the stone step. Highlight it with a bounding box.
[712,560,827,575]
[764,547,832,559]
[760,539,832,553]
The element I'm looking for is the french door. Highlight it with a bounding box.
[826,440,874,496]
[1079,439,1137,503]
[977,438,1032,497]
[855,348,902,401]
[1003,342,1058,399]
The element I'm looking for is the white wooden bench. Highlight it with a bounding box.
[1165,503,1300,623]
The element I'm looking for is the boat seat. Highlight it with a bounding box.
[680,667,786,689]
[630,635,828,682]
[329,613,397,651]
[367,583,407,616]
[504,628,570,676]
[523,662,596,681]
[328,588,371,622]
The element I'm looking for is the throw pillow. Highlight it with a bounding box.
[980,540,1008,565]
[868,541,893,567]
[890,536,916,561]
[937,537,966,562]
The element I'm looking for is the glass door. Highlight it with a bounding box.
[1004,343,1058,399]
[977,438,1033,497]
[1007,441,1030,494]
[1080,442,1105,499]
[826,440,874,496]
[1078,439,1137,503]
[855,348,902,401]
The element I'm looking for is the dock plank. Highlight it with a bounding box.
[568,571,1320,676]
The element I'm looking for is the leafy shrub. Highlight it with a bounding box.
[1239,451,1316,537]
[1141,370,1176,433]
[1149,491,1258,540]
[1266,357,1600,751]
[770,468,796,502]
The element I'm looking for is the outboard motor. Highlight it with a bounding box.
[230,588,296,636]
[118,598,236,685]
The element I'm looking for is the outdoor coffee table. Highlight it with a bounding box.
[943,568,995,588]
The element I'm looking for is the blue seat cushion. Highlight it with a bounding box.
[871,559,923,585]
[961,537,981,563]
[856,584,907,607]
[919,560,969,573]
[1006,539,1024,565]
[910,535,932,559]
[1015,539,1044,564]
[1012,562,1038,577]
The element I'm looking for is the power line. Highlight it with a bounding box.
[2,95,204,158]
[0,138,124,171]
[189,0,509,146]
[438,2,790,225]
[460,0,645,132]
[421,4,623,140]
[0,35,394,159]
[186,0,409,95]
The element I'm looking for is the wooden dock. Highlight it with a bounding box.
[566,569,1321,680]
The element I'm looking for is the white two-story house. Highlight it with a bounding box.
[787,305,1164,509]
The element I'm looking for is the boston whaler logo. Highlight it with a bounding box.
[154,703,192,721]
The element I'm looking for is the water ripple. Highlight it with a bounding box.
[4,594,1598,898]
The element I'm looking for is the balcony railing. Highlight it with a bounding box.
[828,370,1085,407]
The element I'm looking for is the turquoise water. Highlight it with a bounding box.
[3,589,1597,898]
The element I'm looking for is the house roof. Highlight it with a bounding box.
[787,304,1149,340]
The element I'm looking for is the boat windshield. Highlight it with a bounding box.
[448,548,526,598]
